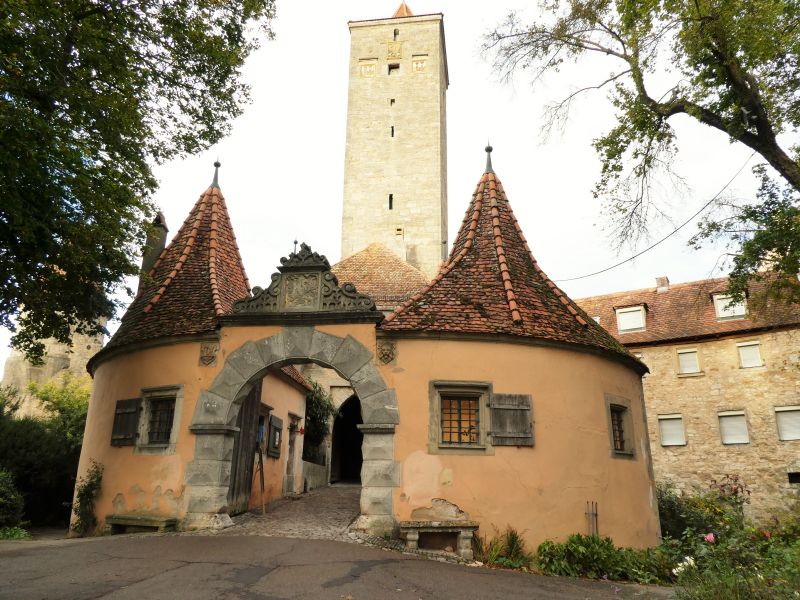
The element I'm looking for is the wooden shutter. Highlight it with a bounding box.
[490,394,533,446]
[267,415,283,458]
[111,398,141,446]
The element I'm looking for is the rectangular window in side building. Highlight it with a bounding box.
[719,410,749,445]
[737,341,763,368]
[775,406,800,441]
[713,293,747,320]
[658,414,686,446]
[677,348,701,375]
[615,305,645,332]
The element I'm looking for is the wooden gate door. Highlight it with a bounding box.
[228,379,262,514]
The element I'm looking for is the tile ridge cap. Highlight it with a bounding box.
[489,176,522,324]
[215,190,251,294]
[208,190,223,316]
[143,189,209,314]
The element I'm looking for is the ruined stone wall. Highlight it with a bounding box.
[341,15,448,280]
[634,327,800,520]
[1,326,105,417]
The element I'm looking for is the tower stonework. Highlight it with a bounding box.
[341,8,448,280]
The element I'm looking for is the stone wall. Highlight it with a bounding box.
[634,328,800,520]
[341,15,448,280]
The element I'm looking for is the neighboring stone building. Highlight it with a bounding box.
[341,3,448,280]
[577,277,800,520]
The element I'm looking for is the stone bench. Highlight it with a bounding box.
[399,520,479,560]
[106,514,178,534]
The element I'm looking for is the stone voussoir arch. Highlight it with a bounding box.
[183,326,399,534]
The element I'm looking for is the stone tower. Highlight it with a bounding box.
[341,3,448,280]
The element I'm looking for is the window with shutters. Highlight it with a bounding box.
[489,393,534,447]
[775,406,800,441]
[111,398,141,446]
[658,414,686,446]
[718,410,749,445]
[428,381,492,455]
[605,394,635,458]
[136,385,183,454]
[266,414,283,458]
[737,341,763,368]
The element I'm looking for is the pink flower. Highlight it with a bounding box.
[705,533,715,543]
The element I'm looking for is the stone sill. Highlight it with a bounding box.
[677,371,705,378]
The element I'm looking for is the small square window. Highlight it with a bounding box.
[615,306,645,332]
[719,411,749,444]
[737,342,763,368]
[441,395,480,445]
[387,63,400,76]
[788,472,800,484]
[713,294,747,320]
[775,406,800,441]
[412,54,427,73]
[359,60,377,77]
[429,382,492,455]
[677,349,700,374]
[658,414,686,446]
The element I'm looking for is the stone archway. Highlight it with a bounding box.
[183,326,398,535]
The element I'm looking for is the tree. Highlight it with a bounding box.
[1,0,275,361]
[28,373,92,451]
[485,1,800,297]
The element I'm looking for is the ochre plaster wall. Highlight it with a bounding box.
[381,337,661,549]
[634,328,800,520]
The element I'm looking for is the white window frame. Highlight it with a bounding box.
[737,341,763,368]
[677,348,701,375]
[615,306,646,333]
[713,294,747,320]
[658,414,686,446]
[775,406,800,441]
[718,410,749,445]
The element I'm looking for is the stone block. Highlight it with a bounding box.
[331,335,373,379]
[191,391,230,425]
[352,514,397,538]
[359,487,393,516]
[185,459,230,487]
[361,460,400,487]
[308,330,345,366]
[361,432,394,460]
[226,341,266,381]
[361,389,400,424]
[256,331,287,367]
[283,326,315,359]
[350,362,387,400]
[185,485,229,514]
[193,433,235,461]
[208,366,247,405]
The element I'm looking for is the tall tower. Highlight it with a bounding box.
[341,3,448,280]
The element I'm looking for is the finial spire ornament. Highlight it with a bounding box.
[485,143,494,174]
[211,160,221,188]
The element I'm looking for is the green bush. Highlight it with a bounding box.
[0,526,31,540]
[474,527,534,569]
[0,469,24,527]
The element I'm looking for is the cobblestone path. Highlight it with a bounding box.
[217,484,361,541]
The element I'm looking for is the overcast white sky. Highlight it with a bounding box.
[1,1,773,375]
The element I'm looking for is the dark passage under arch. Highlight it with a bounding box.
[330,395,363,483]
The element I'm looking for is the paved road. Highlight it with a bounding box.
[0,535,673,600]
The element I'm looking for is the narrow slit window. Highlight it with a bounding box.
[610,405,627,453]
[393,28,399,41]
[391,125,395,137]
[389,194,393,210]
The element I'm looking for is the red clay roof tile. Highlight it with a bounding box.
[379,164,630,360]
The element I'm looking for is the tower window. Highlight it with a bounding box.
[393,28,399,41]
[389,194,393,210]
[396,227,404,237]
[389,98,395,106]
[388,63,400,76]
[391,126,395,137]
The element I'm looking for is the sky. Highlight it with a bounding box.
[0,1,773,376]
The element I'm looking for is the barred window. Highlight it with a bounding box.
[147,397,175,445]
[610,405,627,452]
[441,395,480,445]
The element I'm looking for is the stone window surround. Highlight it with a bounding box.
[657,413,687,447]
[775,405,800,442]
[736,340,764,369]
[718,410,750,445]
[676,346,703,377]
[135,385,183,456]
[428,381,494,456]
[605,393,636,460]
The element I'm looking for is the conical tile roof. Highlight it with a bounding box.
[393,2,414,18]
[381,153,637,366]
[104,169,250,352]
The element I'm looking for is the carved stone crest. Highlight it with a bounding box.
[199,341,219,366]
[377,341,396,365]
[387,41,402,60]
[284,273,319,309]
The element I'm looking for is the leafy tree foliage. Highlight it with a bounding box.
[485,0,800,294]
[1,0,275,361]
[28,373,92,452]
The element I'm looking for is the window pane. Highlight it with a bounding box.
[738,344,762,368]
[658,417,686,446]
[714,295,746,319]
[776,409,800,441]
[678,350,699,374]
[719,413,749,444]
[616,308,644,331]
[610,405,626,452]
[441,395,479,445]
[148,397,175,444]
